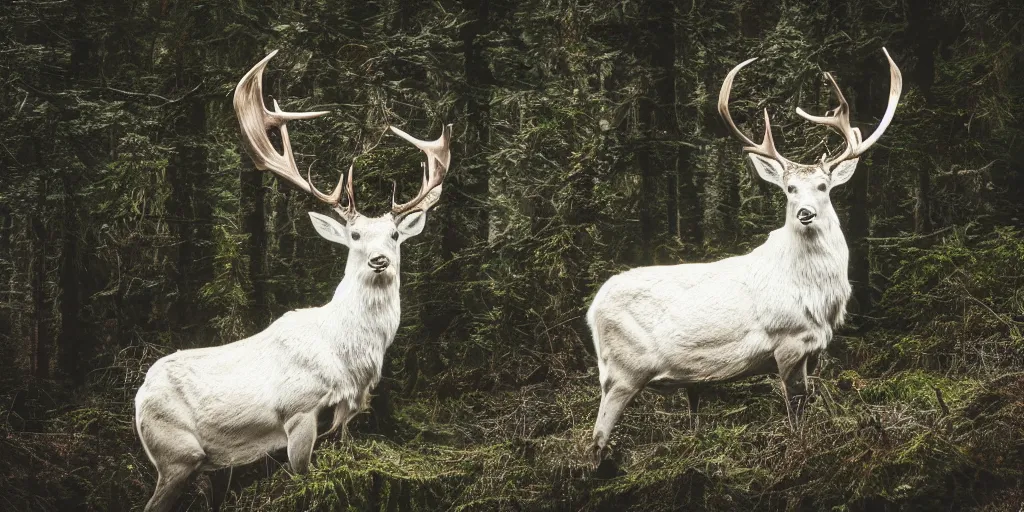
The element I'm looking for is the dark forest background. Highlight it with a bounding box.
[2,0,1023,510]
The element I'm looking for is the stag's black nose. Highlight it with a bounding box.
[797,207,817,225]
[369,255,390,272]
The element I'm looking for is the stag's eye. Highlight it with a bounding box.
[817,183,827,191]
[391,231,399,241]
[350,232,361,241]
[787,185,796,194]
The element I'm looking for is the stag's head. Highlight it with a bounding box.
[719,48,902,230]
[234,51,452,281]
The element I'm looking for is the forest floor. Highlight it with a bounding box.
[3,344,1022,512]
[228,357,1024,512]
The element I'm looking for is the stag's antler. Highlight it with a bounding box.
[718,58,797,170]
[795,47,903,172]
[389,124,452,218]
[719,48,903,175]
[234,50,359,221]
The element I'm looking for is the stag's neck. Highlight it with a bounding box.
[762,207,851,329]
[330,270,401,303]
[324,269,402,354]
[784,208,849,284]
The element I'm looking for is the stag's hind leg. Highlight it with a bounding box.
[647,379,701,429]
[804,351,821,401]
[145,461,202,512]
[685,386,701,429]
[208,468,233,512]
[141,430,205,512]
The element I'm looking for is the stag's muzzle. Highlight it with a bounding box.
[369,255,390,273]
[797,207,817,225]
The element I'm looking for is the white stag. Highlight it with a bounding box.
[587,48,902,462]
[134,51,452,512]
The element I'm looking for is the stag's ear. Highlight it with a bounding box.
[829,158,859,187]
[748,154,785,188]
[308,211,349,246]
[395,211,426,242]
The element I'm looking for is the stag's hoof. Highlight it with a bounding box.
[688,414,701,432]
[587,441,606,469]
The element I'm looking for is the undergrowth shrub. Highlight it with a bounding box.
[865,226,1024,373]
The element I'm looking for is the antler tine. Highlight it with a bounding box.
[795,47,903,170]
[719,58,762,149]
[856,48,902,153]
[234,51,349,209]
[326,164,359,222]
[758,109,788,163]
[795,71,858,168]
[389,124,453,217]
[718,58,795,168]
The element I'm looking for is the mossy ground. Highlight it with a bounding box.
[216,363,1021,512]
[3,346,1022,511]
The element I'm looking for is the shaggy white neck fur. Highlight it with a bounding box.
[777,204,851,334]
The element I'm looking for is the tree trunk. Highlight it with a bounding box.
[634,0,677,264]
[703,49,733,248]
[57,173,83,384]
[652,0,678,242]
[847,153,872,313]
[462,0,492,243]
[909,0,936,234]
[57,4,91,385]
[637,139,658,265]
[848,77,874,314]
[676,0,702,248]
[164,8,212,337]
[667,173,679,239]
[713,142,741,246]
[32,180,51,380]
[271,187,296,318]
[241,169,268,325]
[167,96,211,332]
[915,165,932,234]
[0,208,11,347]
[677,144,702,247]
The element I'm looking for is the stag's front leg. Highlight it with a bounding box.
[284,412,317,473]
[589,377,641,467]
[775,346,810,427]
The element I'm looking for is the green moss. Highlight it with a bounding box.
[860,371,978,409]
